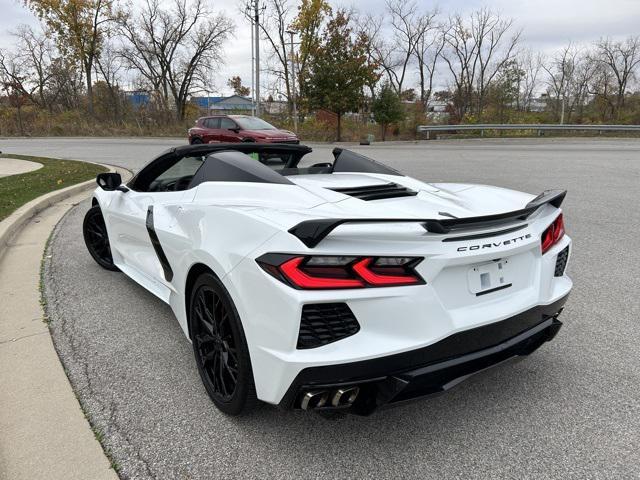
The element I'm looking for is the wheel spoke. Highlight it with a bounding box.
[226,347,239,365]
[217,354,228,396]
[87,226,103,238]
[197,296,215,334]
[193,286,238,401]
[201,348,216,366]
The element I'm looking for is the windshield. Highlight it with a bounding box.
[233,116,276,130]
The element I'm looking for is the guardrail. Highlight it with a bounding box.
[416,124,640,139]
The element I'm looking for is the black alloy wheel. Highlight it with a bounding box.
[190,273,257,415]
[83,205,119,271]
[191,137,204,144]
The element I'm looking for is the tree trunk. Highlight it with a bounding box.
[112,91,120,122]
[336,113,342,142]
[381,123,387,141]
[176,101,185,122]
[418,64,425,105]
[16,104,24,136]
[615,87,624,121]
[86,66,94,115]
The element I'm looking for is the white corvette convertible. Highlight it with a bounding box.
[84,144,572,415]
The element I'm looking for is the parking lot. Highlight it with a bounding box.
[4,137,638,478]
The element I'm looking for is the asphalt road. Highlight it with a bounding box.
[22,137,640,479]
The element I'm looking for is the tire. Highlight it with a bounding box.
[190,272,258,415]
[191,137,204,144]
[83,205,119,271]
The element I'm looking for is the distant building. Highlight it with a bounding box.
[191,96,224,109]
[125,90,150,108]
[527,94,548,112]
[426,100,450,113]
[426,99,451,122]
[191,95,254,112]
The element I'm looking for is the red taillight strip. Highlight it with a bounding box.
[352,258,420,286]
[279,257,365,289]
[541,214,565,254]
[257,254,424,290]
[554,214,565,242]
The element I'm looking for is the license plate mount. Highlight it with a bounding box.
[467,259,513,296]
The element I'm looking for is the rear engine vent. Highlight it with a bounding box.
[298,303,360,349]
[555,246,569,276]
[330,183,417,201]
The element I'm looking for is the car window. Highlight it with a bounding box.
[220,118,237,130]
[146,156,205,192]
[233,117,276,130]
[204,118,220,129]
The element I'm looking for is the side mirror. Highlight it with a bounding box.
[230,127,240,133]
[96,172,124,192]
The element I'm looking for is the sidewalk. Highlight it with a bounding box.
[0,157,43,177]
[0,191,118,479]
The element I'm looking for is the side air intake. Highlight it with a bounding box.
[298,303,360,349]
[330,183,417,201]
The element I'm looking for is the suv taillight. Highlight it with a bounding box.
[256,254,424,289]
[541,214,565,254]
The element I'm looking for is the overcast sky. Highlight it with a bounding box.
[2,0,640,96]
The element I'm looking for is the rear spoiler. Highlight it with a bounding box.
[288,189,566,248]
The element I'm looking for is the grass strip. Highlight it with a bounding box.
[0,154,106,221]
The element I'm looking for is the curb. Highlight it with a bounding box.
[0,161,130,261]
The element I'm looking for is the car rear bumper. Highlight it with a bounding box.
[277,294,568,415]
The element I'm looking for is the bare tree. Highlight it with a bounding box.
[0,26,58,111]
[571,54,597,122]
[383,0,420,95]
[471,9,521,116]
[354,13,383,99]
[588,59,617,121]
[595,36,640,119]
[95,42,124,121]
[543,44,577,123]
[516,49,544,111]
[14,26,57,110]
[543,44,595,123]
[441,9,520,119]
[0,50,28,135]
[412,9,443,105]
[118,0,234,121]
[440,15,477,119]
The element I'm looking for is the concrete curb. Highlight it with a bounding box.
[0,158,132,480]
[0,161,130,261]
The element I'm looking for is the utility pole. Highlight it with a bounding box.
[250,12,255,116]
[286,30,298,133]
[254,0,261,116]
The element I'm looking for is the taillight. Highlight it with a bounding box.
[541,214,565,254]
[280,256,365,289]
[256,254,424,289]
[352,257,420,286]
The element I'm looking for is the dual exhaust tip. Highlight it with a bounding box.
[300,386,360,410]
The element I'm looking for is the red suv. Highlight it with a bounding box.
[188,115,299,144]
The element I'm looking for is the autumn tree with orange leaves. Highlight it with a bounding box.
[23,0,115,114]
